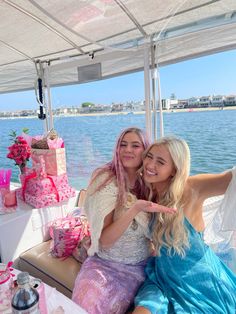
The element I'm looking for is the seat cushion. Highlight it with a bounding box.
[18,240,81,298]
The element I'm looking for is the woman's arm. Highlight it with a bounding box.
[100,200,176,249]
[190,170,232,201]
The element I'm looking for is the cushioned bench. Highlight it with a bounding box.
[18,240,81,298]
[18,189,87,298]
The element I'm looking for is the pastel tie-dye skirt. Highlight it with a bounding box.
[72,255,147,314]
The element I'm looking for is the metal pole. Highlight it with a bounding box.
[157,67,164,137]
[156,55,164,137]
[143,39,152,141]
[151,44,157,140]
[44,65,54,130]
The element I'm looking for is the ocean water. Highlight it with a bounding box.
[0,109,235,190]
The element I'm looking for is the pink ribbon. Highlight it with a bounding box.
[0,261,15,284]
[21,170,37,201]
[21,170,60,203]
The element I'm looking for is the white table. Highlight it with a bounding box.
[0,186,79,263]
[45,284,88,314]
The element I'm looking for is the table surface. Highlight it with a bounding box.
[12,268,88,314]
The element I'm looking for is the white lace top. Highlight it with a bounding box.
[83,172,152,264]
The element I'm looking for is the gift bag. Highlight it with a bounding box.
[31,148,66,176]
[49,215,90,259]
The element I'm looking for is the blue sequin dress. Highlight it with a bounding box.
[135,219,236,314]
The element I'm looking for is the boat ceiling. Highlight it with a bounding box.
[1,0,236,94]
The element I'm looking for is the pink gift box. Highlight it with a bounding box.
[21,173,70,195]
[17,186,75,208]
[23,176,58,196]
[31,148,66,176]
[18,173,76,208]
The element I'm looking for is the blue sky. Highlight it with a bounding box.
[1,49,236,111]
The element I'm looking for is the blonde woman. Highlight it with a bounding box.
[133,136,236,314]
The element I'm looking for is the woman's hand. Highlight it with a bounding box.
[100,200,176,249]
[132,200,177,214]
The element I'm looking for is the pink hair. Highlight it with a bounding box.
[90,127,150,209]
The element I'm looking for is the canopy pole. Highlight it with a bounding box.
[151,43,157,140]
[157,65,164,137]
[144,39,152,141]
[155,49,164,138]
[44,64,54,130]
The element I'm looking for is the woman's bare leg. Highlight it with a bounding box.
[132,306,151,314]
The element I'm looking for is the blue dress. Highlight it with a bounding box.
[135,219,236,314]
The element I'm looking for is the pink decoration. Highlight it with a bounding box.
[4,190,17,207]
[47,138,64,149]
[49,215,90,258]
[0,169,11,190]
[0,262,14,313]
[17,173,75,208]
[7,136,31,174]
[31,148,66,176]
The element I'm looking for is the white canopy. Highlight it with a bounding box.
[1,0,236,94]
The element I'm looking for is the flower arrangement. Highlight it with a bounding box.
[7,129,31,174]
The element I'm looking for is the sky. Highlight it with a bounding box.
[1,49,236,111]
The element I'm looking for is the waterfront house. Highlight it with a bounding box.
[211,95,225,107]
[225,95,236,106]
[199,96,212,107]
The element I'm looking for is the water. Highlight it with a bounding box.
[0,109,235,190]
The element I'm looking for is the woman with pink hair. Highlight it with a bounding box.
[72,127,176,314]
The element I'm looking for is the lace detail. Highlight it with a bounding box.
[98,222,151,264]
[84,172,151,262]
[84,173,118,255]
[98,203,151,264]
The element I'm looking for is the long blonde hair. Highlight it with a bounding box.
[143,137,190,257]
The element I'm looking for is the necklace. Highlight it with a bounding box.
[131,219,138,231]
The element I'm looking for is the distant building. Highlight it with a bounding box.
[211,95,225,107]
[178,99,188,108]
[225,95,236,106]
[111,103,123,112]
[199,96,211,107]
[188,97,200,107]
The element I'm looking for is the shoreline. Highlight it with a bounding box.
[1,106,236,119]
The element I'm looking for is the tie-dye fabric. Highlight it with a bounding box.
[135,219,236,314]
[72,255,147,314]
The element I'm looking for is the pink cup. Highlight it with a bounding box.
[4,190,17,207]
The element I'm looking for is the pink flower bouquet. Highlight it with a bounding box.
[7,135,31,174]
